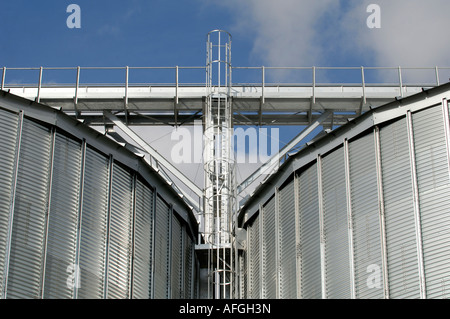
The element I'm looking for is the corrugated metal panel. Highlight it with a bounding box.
[239,250,247,299]
[77,147,110,299]
[278,180,296,298]
[171,215,183,298]
[193,258,198,299]
[262,197,276,298]
[248,215,260,298]
[380,117,421,298]
[0,109,19,297]
[348,133,384,299]
[153,196,170,299]
[184,234,193,298]
[413,105,450,299]
[132,178,153,299]
[6,119,52,299]
[298,163,321,299]
[43,133,82,299]
[321,147,351,299]
[106,163,134,299]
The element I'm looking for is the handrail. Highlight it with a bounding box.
[2,66,449,92]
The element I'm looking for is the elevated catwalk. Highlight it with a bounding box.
[2,66,446,127]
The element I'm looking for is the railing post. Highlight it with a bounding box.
[36,66,43,103]
[175,66,179,104]
[312,66,316,104]
[1,67,5,91]
[125,66,129,108]
[261,66,265,104]
[74,66,80,108]
[361,66,366,105]
[435,66,440,86]
[175,66,179,126]
[398,66,404,98]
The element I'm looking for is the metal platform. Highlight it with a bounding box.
[2,66,447,127]
[2,85,426,126]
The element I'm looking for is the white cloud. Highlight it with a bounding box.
[341,0,450,83]
[219,0,450,83]
[350,1,450,66]
[217,0,339,81]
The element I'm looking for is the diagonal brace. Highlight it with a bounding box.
[237,110,332,194]
[104,111,203,198]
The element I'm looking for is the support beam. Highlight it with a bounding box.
[237,110,332,194]
[129,174,137,299]
[103,111,203,198]
[317,154,326,299]
[274,187,280,299]
[343,138,356,299]
[1,67,5,91]
[109,132,201,213]
[294,173,302,299]
[150,188,157,299]
[36,66,43,103]
[406,110,426,299]
[74,66,80,118]
[155,162,201,213]
[40,127,57,298]
[103,155,114,299]
[374,126,389,299]
[73,139,87,299]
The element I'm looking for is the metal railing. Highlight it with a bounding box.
[2,65,450,102]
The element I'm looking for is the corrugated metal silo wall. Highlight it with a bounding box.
[241,98,450,299]
[278,180,296,299]
[0,102,198,299]
[247,213,260,298]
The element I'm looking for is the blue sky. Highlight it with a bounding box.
[2,1,450,83]
[2,0,450,198]
[1,1,246,67]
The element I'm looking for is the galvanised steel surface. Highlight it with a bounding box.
[0,91,198,299]
[2,78,450,299]
[2,65,448,126]
[239,83,450,299]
